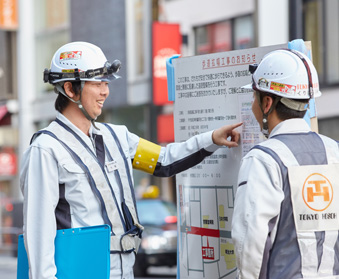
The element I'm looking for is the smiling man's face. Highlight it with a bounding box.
[81,81,110,119]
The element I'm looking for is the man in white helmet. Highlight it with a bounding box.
[232,49,339,279]
[20,41,242,279]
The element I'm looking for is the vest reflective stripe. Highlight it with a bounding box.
[252,144,301,279]
[253,132,339,278]
[102,123,140,224]
[34,120,142,253]
[54,119,126,234]
[318,231,338,276]
[33,129,113,229]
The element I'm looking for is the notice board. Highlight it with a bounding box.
[168,41,316,279]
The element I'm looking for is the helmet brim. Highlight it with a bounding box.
[241,83,253,89]
[314,90,322,98]
[94,74,121,82]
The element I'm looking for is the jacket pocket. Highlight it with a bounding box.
[62,163,85,174]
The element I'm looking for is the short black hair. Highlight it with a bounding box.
[257,91,309,120]
[54,81,82,113]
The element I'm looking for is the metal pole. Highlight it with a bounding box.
[16,0,36,199]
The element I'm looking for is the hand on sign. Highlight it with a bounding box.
[212,122,243,148]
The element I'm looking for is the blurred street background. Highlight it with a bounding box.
[1,0,339,277]
[0,252,176,278]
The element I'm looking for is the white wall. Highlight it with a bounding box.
[161,0,255,33]
[257,0,289,47]
[160,0,255,56]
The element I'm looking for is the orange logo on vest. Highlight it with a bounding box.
[302,173,333,212]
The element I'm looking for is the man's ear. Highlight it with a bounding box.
[64,82,75,99]
[262,95,274,114]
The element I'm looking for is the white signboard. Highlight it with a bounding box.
[172,44,287,279]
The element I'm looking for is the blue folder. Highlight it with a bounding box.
[17,225,111,279]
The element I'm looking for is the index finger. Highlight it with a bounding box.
[229,122,243,130]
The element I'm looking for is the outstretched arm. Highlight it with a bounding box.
[125,121,242,177]
[212,122,242,147]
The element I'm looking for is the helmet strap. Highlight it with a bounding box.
[55,82,100,130]
[256,91,280,138]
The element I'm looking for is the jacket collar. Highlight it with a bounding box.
[269,118,311,138]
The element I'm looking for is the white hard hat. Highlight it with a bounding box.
[243,49,321,99]
[44,41,121,84]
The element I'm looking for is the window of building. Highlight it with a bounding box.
[126,0,151,80]
[303,0,323,81]
[35,0,70,96]
[125,0,152,105]
[195,15,254,55]
[234,16,254,50]
[303,0,339,86]
[0,31,16,100]
[195,21,232,55]
[134,0,145,76]
[324,0,339,85]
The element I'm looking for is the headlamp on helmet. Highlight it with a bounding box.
[43,59,121,84]
[249,63,258,74]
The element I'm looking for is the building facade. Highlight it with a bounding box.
[160,0,339,140]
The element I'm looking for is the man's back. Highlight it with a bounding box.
[233,118,339,279]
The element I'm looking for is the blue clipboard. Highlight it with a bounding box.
[17,225,111,279]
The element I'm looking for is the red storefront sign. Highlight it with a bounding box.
[152,22,181,105]
[157,114,174,143]
[0,148,17,176]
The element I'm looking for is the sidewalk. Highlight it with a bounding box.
[0,252,17,268]
[0,253,17,279]
[0,253,17,268]
[0,254,176,279]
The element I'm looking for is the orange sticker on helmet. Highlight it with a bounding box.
[59,51,82,61]
[270,81,296,94]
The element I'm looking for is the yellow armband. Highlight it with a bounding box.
[132,138,161,174]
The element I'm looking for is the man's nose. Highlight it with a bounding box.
[101,84,110,96]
